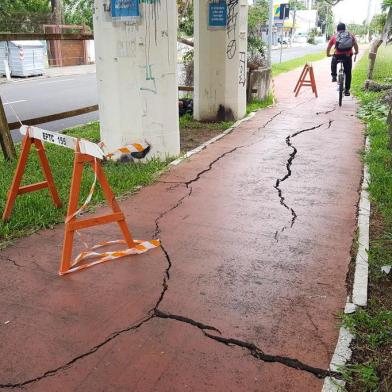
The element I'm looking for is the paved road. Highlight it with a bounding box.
[0,73,98,142]
[0,44,326,142]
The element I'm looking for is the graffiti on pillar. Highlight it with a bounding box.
[117,39,137,58]
[226,0,239,60]
[139,0,170,94]
[239,51,246,87]
[140,64,157,94]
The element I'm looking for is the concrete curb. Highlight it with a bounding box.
[322,137,371,391]
[352,137,370,307]
[170,111,258,167]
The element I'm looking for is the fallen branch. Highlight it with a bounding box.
[364,80,392,92]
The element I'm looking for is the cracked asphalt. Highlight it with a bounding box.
[0,57,364,391]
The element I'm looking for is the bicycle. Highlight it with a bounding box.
[337,59,345,107]
[337,54,357,107]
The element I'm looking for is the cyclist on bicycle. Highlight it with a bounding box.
[327,23,359,96]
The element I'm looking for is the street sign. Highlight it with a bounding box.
[274,4,281,21]
[274,3,290,21]
[280,3,290,19]
[208,0,227,29]
[111,0,140,22]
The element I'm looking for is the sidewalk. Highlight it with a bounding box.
[0,57,364,391]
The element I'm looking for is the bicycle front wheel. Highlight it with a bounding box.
[338,74,344,107]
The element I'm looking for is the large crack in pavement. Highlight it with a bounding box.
[1,110,337,389]
[274,121,334,240]
[0,316,154,389]
[0,255,22,268]
[155,310,340,380]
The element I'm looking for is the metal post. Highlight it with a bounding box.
[280,27,283,63]
[0,96,16,160]
[268,0,273,67]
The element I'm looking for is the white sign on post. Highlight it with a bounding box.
[20,126,105,160]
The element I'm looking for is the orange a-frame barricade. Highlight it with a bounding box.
[2,126,160,276]
[2,129,62,221]
[294,64,318,98]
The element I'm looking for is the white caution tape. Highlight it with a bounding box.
[20,125,105,159]
[102,142,151,160]
[20,126,151,161]
[60,239,161,275]
[20,126,158,275]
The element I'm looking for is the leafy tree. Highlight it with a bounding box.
[370,14,387,35]
[347,24,368,37]
[178,0,193,37]
[0,0,52,32]
[64,0,94,30]
[248,0,268,67]
[315,0,334,36]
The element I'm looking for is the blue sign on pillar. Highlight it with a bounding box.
[208,0,227,29]
[111,0,140,22]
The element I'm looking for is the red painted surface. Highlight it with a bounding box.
[0,57,364,391]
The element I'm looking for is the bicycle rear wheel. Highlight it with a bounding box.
[338,72,344,107]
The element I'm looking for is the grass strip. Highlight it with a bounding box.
[272,50,325,77]
[340,45,392,392]
[0,96,274,246]
[0,123,172,247]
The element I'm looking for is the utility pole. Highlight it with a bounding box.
[366,0,373,25]
[268,0,274,67]
[366,0,373,41]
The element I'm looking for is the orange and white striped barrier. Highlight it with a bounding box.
[2,126,159,276]
[61,239,160,275]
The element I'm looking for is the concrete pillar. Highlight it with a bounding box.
[93,0,180,159]
[194,0,248,121]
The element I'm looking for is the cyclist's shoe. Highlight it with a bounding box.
[332,76,337,82]
[344,90,351,96]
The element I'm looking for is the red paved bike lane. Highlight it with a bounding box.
[0,57,364,391]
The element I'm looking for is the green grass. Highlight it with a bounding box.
[341,44,392,391]
[272,51,326,77]
[0,92,274,246]
[0,123,172,246]
[179,95,274,130]
[179,113,234,130]
[339,363,380,392]
[246,94,274,115]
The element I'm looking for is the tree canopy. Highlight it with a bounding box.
[0,0,94,32]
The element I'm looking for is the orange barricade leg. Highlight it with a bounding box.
[309,66,318,98]
[294,64,318,98]
[2,133,62,221]
[60,145,135,275]
[293,64,308,94]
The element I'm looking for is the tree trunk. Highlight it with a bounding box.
[177,36,194,47]
[367,39,383,80]
[382,7,392,44]
[51,0,64,25]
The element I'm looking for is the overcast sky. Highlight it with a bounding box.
[334,0,383,25]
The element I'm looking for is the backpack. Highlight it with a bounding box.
[335,32,353,51]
